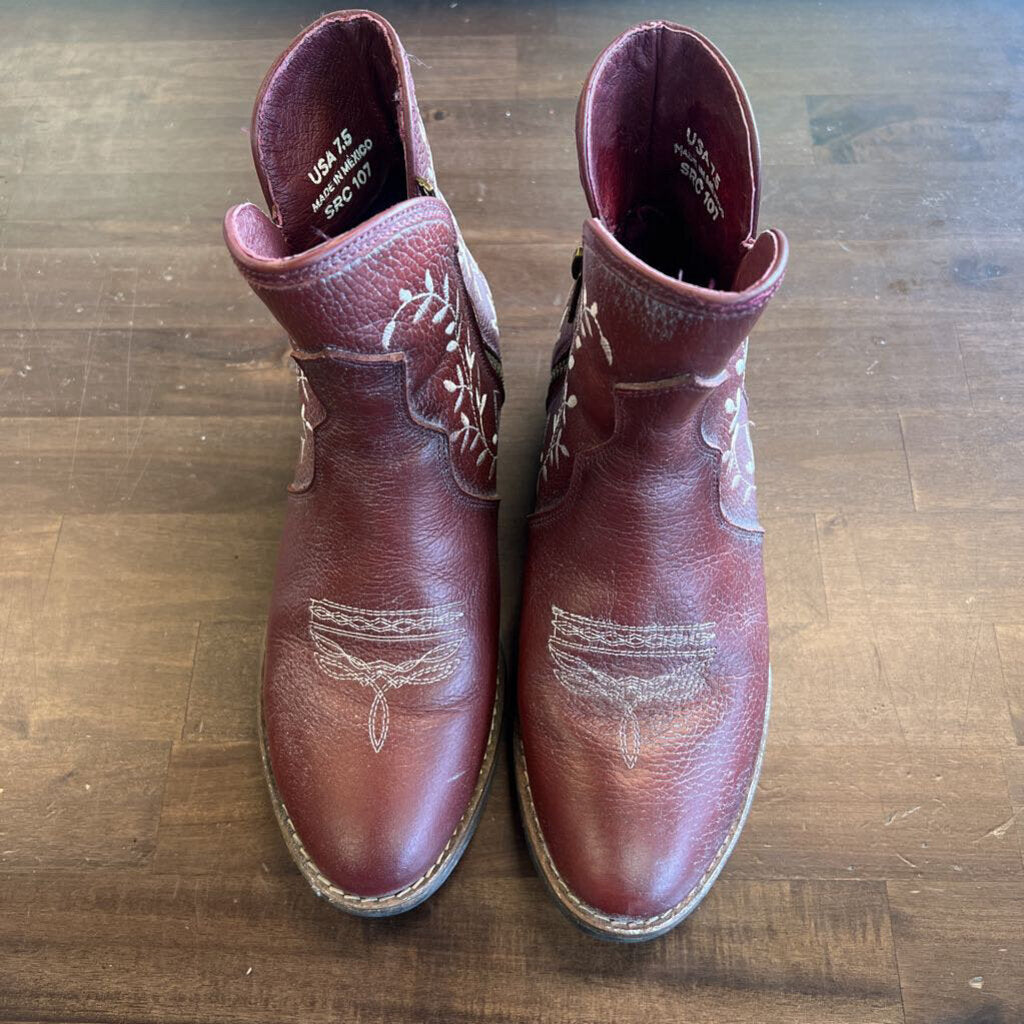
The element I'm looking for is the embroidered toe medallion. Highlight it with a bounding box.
[308,599,464,752]
[548,605,715,768]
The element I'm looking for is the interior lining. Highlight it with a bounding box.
[252,15,410,254]
[582,25,759,290]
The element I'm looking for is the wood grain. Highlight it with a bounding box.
[0,1,1022,1021]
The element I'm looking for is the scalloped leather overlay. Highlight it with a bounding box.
[288,362,327,494]
[700,340,762,533]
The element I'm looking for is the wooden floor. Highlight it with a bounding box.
[1,1,1022,1021]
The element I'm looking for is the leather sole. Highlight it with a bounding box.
[258,663,503,917]
[513,668,771,942]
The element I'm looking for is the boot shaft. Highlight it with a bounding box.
[223,11,502,499]
[537,22,788,532]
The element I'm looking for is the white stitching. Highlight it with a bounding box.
[236,207,449,290]
[444,296,497,479]
[721,342,756,502]
[381,265,454,349]
[308,599,464,751]
[310,598,463,638]
[548,605,716,768]
[294,369,319,481]
[539,283,610,483]
[382,267,498,480]
[551,605,715,655]
[588,234,781,323]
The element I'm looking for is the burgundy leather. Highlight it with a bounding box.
[223,11,502,909]
[516,22,788,939]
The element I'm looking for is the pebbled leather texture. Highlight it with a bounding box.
[223,10,502,908]
[516,21,788,939]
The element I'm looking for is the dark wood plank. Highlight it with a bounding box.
[751,324,973,416]
[763,515,829,629]
[0,415,297,515]
[757,411,914,514]
[41,512,279,623]
[959,320,1024,409]
[1,615,198,741]
[182,621,265,743]
[769,619,1016,749]
[769,237,1024,329]
[902,409,1024,511]
[888,879,1024,1024]
[0,327,292,418]
[732,744,1021,882]
[0,871,904,1024]
[763,163,1024,243]
[817,510,1024,621]
[150,741,292,877]
[995,625,1024,745]
[0,738,169,868]
[808,91,1023,165]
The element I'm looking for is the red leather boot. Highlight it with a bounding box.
[515,22,788,940]
[224,11,503,914]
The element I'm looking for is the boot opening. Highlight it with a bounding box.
[579,23,760,291]
[251,12,411,254]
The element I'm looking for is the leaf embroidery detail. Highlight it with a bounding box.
[382,271,455,350]
[722,341,756,502]
[441,291,497,479]
[297,370,316,461]
[380,267,498,482]
[539,283,610,483]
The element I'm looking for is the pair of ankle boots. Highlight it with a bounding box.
[224,10,788,941]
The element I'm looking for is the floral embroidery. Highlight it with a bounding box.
[722,342,755,502]
[380,268,456,351]
[297,370,316,467]
[289,365,326,493]
[540,393,573,483]
[548,605,715,768]
[308,599,464,752]
[539,283,610,482]
[380,268,497,479]
[444,331,497,478]
[576,287,613,368]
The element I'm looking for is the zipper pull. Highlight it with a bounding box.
[566,245,585,323]
[570,244,583,280]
